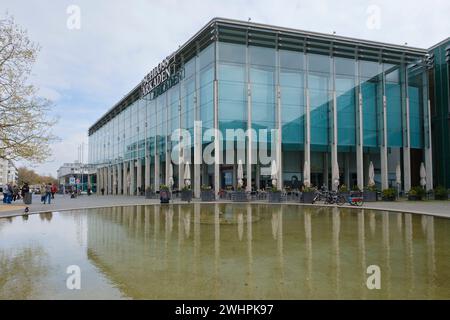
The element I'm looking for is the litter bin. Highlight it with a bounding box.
[23,192,32,205]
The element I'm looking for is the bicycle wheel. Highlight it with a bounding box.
[337,195,346,206]
[314,194,319,203]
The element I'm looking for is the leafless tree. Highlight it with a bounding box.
[0,14,58,163]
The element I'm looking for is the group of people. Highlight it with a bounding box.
[2,182,30,204]
[39,183,58,204]
[2,182,58,205]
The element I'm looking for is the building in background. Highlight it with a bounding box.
[0,159,18,185]
[57,162,97,193]
[428,38,450,188]
[88,18,441,197]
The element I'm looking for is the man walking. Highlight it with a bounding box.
[44,183,52,204]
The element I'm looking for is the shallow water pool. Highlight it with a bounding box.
[0,204,449,299]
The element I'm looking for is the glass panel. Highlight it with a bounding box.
[280,50,304,70]
[199,46,214,130]
[218,42,245,64]
[199,43,214,70]
[249,46,276,67]
[218,43,247,136]
[250,46,276,138]
[360,60,381,147]
[308,54,331,146]
[385,63,403,147]
[408,66,424,148]
[335,57,356,146]
[280,50,305,148]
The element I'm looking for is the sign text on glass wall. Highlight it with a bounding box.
[140,56,184,100]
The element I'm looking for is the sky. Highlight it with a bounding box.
[2,0,449,176]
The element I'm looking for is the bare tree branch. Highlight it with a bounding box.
[0,14,58,163]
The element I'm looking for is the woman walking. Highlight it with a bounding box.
[40,184,46,204]
[51,184,57,199]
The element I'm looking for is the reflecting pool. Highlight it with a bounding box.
[0,204,449,299]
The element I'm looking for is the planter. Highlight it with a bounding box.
[181,189,192,202]
[232,191,247,202]
[301,191,315,204]
[363,191,377,202]
[201,190,215,202]
[159,190,171,204]
[407,195,422,201]
[268,191,282,203]
[382,196,396,201]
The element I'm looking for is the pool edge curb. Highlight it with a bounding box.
[1,200,449,219]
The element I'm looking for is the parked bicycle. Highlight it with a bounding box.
[312,188,363,206]
[312,186,328,204]
[312,190,326,204]
[323,190,346,205]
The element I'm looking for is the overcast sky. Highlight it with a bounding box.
[3,0,449,176]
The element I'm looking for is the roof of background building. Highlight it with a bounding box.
[428,37,450,51]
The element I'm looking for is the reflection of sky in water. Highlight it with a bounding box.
[0,205,449,299]
[0,212,123,299]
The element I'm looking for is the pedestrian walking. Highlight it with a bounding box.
[8,184,13,203]
[2,183,11,204]
[40,184,46,203]
[12,185,20,201]
[51,184,57,199]
[44,183,52,204]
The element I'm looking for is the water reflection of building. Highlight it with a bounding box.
[85,205,445,299]
[86,204,267,299]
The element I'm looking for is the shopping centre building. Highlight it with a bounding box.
[88,18,449,197]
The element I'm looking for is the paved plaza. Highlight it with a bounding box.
[0,193,449,219]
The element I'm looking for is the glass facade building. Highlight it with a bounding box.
[429,38,450,188]
[88,18,436,197]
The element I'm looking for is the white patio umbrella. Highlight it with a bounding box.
[303,161,310,187]
[168,162,174,189]
[237,159,244,188]
[395,163,402,198]
[420,162,427,188]
[184,161,191,187]
[395,163,402,185]
[368,161,375,187]
[271,159,278,187]
[333,161,340,188]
